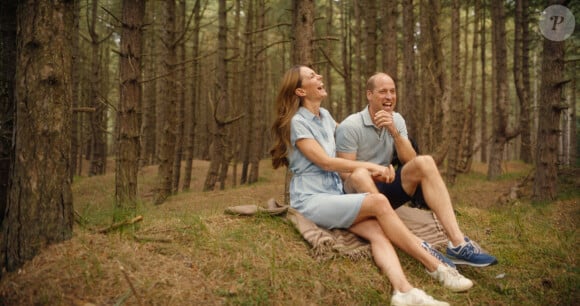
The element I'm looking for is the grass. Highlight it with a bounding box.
[0,160,578,305]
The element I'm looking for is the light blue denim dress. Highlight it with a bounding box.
[289,107,365,229]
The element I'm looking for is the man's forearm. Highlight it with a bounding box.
[392,132,416,163]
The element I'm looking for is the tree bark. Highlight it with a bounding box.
[488,0,518,179]
[533,7,566,201]
[249,0,266,184]
[3,0,74,273]
[362,0,377,78]
[514,0,533,163]
[480,2,488,163]
[154,0,178,204]
[88,0,107,176]
[292,0,314,67]
[172,0,187,193]
[182,0,202,191]
[0,0,17,226]
[382,0,398,80]
[446,0,462,185]
[116,0,145,211]
[419,0,447,161]
[401,0,418,139]
[204,0,230,191]
[140,1,158,167]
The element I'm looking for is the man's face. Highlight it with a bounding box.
[367,75,397,115]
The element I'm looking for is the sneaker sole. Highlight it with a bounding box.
[445,282,473,292]
[448,258,498,267]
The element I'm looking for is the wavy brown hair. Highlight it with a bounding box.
[270,65,304,169]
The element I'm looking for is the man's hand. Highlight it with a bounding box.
[373,110,397,136]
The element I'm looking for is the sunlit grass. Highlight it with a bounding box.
[0,160,577,305]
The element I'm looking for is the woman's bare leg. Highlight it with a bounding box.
[349,219,413,293]
[353,193,440,272]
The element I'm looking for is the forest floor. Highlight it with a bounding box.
[0,159,578,305]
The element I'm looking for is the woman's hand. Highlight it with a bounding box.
[371,164,395,183]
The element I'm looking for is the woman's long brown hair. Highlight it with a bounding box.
[269,65,304,169]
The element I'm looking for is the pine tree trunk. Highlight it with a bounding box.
[480,3,488,163]
[533,24,566,201]
[115,0,145,210]
[88,0,107,176]
[514,0,532,163]
[182,0,201,191]
[446,0,462,185]
[362,0,377,78]
[292,0,314,67]
[488,0,518,179]
[172,0,186,193]
[3,0,74,273]
[0,0,17,226]
[249,0,266,184]
[381,0,398,79]
[154,0,178,204]
[204,0,229,191]
[402,0,418,138]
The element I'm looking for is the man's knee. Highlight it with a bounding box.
[413,155,438,174]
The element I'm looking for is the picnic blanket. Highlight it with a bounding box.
[225,198,448,261]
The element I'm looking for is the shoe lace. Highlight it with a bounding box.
[441,265,462,280]
[422,242,449,266]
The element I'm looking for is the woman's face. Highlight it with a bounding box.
[296,67,327,101]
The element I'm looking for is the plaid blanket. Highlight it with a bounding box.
[225,198,448,261]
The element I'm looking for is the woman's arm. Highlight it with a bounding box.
[296,138,392,181]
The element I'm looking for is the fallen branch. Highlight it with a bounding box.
[132,234,173,243]
[97,216,143,234]
[118,262,143,306]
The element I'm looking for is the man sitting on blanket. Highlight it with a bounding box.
[335,72,497,267]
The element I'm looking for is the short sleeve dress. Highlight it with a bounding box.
[288,107,366,229]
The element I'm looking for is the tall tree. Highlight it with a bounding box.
[204,0,232,191]
[239,0,254,185]
[0,0,17,225]
[171,0,187,193]
[154,0,178,204]
[292,0,314,66]
[248,0,267,184]
[2,0,74,275]
[479,1,488,163]
[533,1,567,201]
[401,0,418,139]
[70,0,81,179]
[340,0,353,117]
[514,0,533,163]
[419,0,447,161]
[115,0,145,210]
[446,0,463,185]
[382,0,398,80]
[140,0,158,167]
[488,0,518,179]
[362,0,377,78]
[459,0,482,173]
[88,0,107,176]
[182,0,202,191]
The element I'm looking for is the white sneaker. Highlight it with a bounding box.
[427,264,474,292]
[390,288,449,306]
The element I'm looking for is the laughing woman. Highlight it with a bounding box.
[270,65,472,306]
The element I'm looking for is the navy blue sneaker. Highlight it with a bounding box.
[446,237,498,267]
[421,241,456,269]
